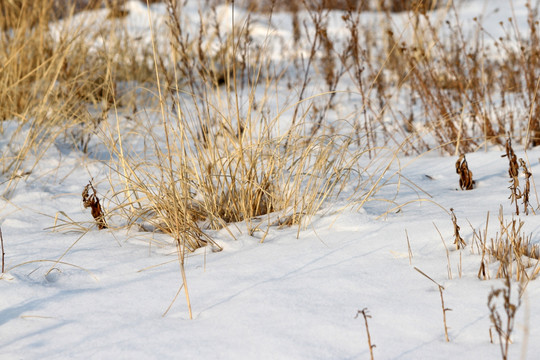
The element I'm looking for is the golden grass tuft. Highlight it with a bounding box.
[472,208,540,285]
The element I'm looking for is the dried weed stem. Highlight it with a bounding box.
[355,308,375,360]
[414,267,451,342]
[1,227,4,273]
[82,182,108,230]
[450,208,466,249]
[519,158,532,215]
[503,139,521,215]
[488,276,521,360]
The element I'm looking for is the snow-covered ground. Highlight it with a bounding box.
[2,1,540,359]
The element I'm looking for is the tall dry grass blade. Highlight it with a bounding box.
[414,266,451,342]
[1,227,4,273]
[450,208,466,249]
[355,308,376,360]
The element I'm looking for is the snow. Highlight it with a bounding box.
[2,0,540,359]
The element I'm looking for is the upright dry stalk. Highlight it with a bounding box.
[502,139,521,215]
[433,223,452,279]
[1,227,4,273]
[415,267,451,342]
[488,276,521,360]
[405,229,413,265]
[438,285,450,342]
[148,0,192,320]
[473,211,491,280]
[519,158,532,215]
[450,208,466,249]
[355,308,375,360]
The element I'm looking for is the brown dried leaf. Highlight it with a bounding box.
[82,182,107,230]
[455,154,475,190]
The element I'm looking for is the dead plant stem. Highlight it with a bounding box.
[414,267,451,342]
[1,227,4,273]
[355,308,375,360]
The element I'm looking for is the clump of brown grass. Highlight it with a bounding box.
[239,0,442,13]
[240,0,368,13]
[472,208,540,283]
[377,0,440,13]
[232,0,540,157]
[455,154,475,190]
[370,1,540,155]
[104,0,372,240]
[0,0,156,197]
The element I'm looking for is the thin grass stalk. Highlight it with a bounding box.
[146,0,192,319]
[1,227,4,273]
[355,308,375,360]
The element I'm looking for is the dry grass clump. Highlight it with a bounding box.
[191,0,540,156]
[367,1,540,154]
[236,0,443,13]
[0,0,52,30]
[472,208,540,283]
[377,0,440,13]
[103,0,372,317]
[105,0,375,246]
[0,0,387,318]
[0,0,156,196]
[109,92,365,243]
[237,0,368,12]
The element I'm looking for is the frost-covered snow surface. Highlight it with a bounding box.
[2,1,540,359]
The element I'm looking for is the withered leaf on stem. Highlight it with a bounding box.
[450,208,466,249]
[503,138,522,215]
[519,158,532,215]
[82,182,107,230]
[455,154,475,190]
